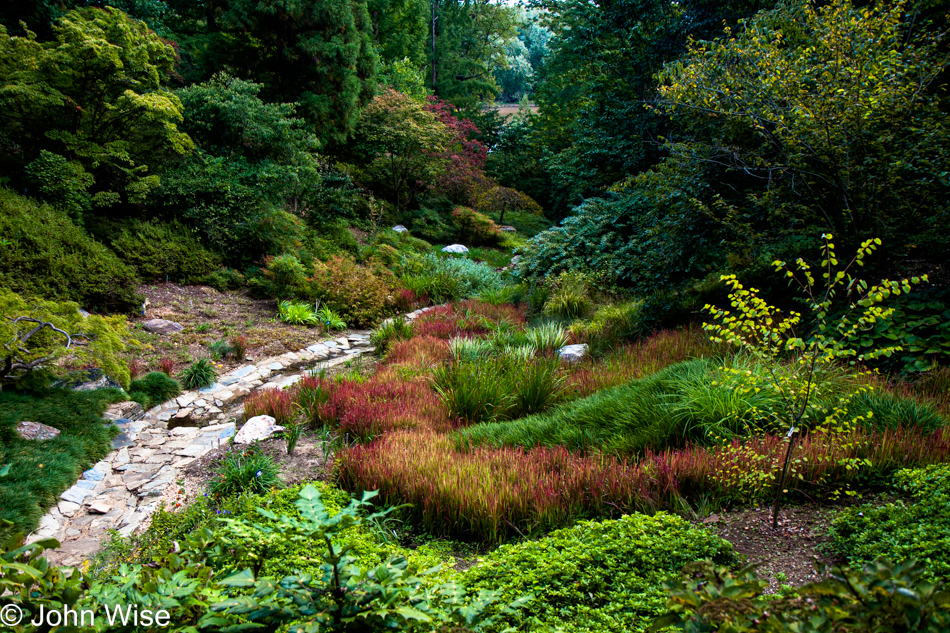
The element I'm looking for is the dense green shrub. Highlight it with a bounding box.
[311,254,396,326]
[0,387,121,533]
[401,253,505,301]
[452,205,504,246]
[465,512,734,633]
[829,463,950,584]
[655,558,949,632]
[107,219,221,283]
[127,372,182,409]
[255,253,311,299]
[0,189,141,311]
[205,267,247,291]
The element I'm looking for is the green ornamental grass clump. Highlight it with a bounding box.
[208,447,282,498]
[180,358,217,390]
[278,300,319,326]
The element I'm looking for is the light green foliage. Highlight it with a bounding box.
[451,206,504,246]
[703,235,928,523]
[569,300,643,351]
[210,485,529,631]
[0,189,142,311]
[279,300,319,327]
[466,512,734,633]
[654,559,950,632]
[180,358,217,390]
[316,305,347,331]
[0,387,121,534]
[378,57,430,100]
[400,253,504,302]
[0,8,192,213]
[0,288,131,389]
[830,464,950,584]
[657,0,950,250]
[524,322,569,356]
[350,88,451,212]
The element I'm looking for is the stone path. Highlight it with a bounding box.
[28,331,376,566]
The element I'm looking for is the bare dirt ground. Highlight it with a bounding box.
[704,501,867,591]
[122,283,354,378]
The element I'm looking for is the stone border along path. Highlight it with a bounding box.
[22,308,422,567]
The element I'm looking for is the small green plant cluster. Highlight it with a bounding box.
[371,317,415,352]
[570,299,644,351]
[208,447,283,498]
[399,252,504,303]
[829,463,950,584]
[451,205,504,246]
[127,371,182,409]
[653,559,949,632]
[541,271,596,320]
[466,512,734,633]
[278,299,318,326]
[180,358,217,389]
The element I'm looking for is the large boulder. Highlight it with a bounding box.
[558,343,589,365]
[392,225,408,233]
[142,318,184,334]
[234,415,285,444]
[17,421,60,440]
[441,244,469,254]
[52,368,122,391]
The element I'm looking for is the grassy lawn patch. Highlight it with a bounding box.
[0,387,121,534]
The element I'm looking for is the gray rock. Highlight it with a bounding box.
[111,433,135,449]
[441,244,469,254]
[58,501,81,517]
[234,415,285,444]
[89,502,112,514]
[53,368,122,392]
[392,225,408,233]
[557,343,589,365]
[103,401,144,421]
[82,468,106,481]
[142,318,184,335]
[17,421,60,441]
[61,486,94,505]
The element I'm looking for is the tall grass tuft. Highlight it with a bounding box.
[371,317,414,352]
[243,388,296,425]
[525,322,569,356]
[433,359,513,425]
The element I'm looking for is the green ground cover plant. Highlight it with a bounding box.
[127,371,182,409]
[465,512,735,633]
[0,387,121,533]
[180,358,217,390]
[208,447,283,499]
[829,463,950,584]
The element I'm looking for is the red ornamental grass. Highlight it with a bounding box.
[383,336,452,368]
[339,425,950,543]
[393,288,419,312]
[158,357,175,376]
[325,378,453,441]
[128,359,144,379]
[243,388,296,425]
[566,326,718,398]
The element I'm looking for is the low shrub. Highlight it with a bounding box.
[451,206,504,246]
[829,463,950,583]
[569,299,644,351]
[208,339,233,360]
[205,267,246,291]
[107,219,221,283]
[543,288,592,319]
[207,446,282,499]
[466,513,734,633]
[0,387,121,533]
[180,358,217,390]
[255,253,311,299]
[316,305,346,330]
[400,253,504,302]
[311,254,395,326]
[243,389,297,425]
[127,372,182,409]
[0,188,142,312]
